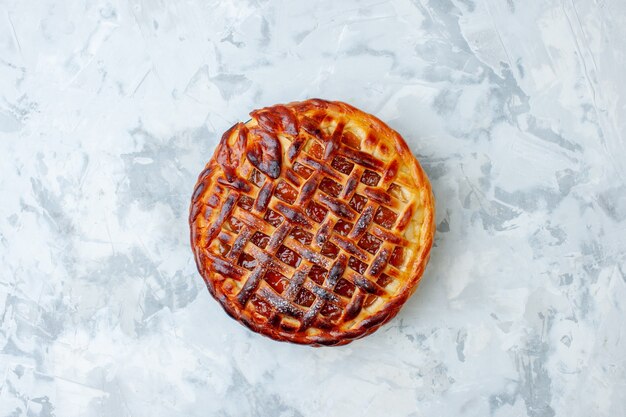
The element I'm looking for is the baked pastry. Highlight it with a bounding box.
[190,99,434,346]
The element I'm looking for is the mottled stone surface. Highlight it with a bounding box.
[0,1,625,416]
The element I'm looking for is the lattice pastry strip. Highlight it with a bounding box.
[190,99,435,346]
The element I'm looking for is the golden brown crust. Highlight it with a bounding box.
[190,99,435,346]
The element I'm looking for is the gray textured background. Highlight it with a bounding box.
[1,0,625,416]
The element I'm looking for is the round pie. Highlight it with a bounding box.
[189,99,435,346]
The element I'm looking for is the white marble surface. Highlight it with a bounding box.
[1,0,625,416]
